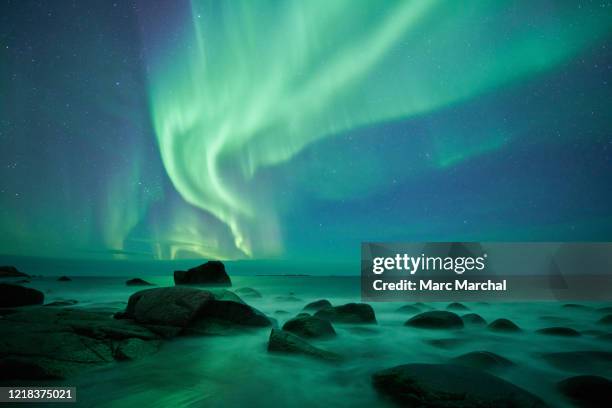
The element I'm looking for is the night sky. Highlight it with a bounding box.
[1,0,612,262]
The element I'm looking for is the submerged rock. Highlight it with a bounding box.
[405,311,463,329]
[451,351,514,371]
[235,287,262,298]
[372,363,546,407]
[488,318,521,332]
[45,299,78,307]
[274,295,302,302]
[282,314,336,339]
[541,351,612,375]
[0,266,29,278]
[120,287,270,336]
[267,329,340,361]
[557,375,612,408]
[425,338,470,349]
[562,303,591,310]
[596,306,612,314]
[126,278,154,286]
[303,299,332,312]
[0,283,44,307]
[173,261,231,286]
[395,304,420,314]
[536,327,581,337]
[0,307,161,380]
[57,276,71,282]
[315,303,376,324]
[461,313,487,325]
[446,302,469,311]
[597,314,612,325]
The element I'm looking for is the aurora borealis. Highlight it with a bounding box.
[1,0,612,262]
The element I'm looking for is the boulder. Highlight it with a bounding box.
[461,313,487,325]
[235,287,262,298]
[282,314,336,339]
[557,375,612,408]
[597,314,612,325]
[488,318,521,332]
[126,278,154,286]
[372,363,546,407]
[57,276,71,281]
[536,327,581,337]
[446,302,469,311]
[315,303,376,324]
[0,283,44,307]
[120,287,270,336]
[451,351,514,371]
[0,307,161,380]
[405,311,464,329]
[267,329,340,361]
[395,304,420,314]
[303,299,332,312]
[0,266,29,278]
[174,261,231,286]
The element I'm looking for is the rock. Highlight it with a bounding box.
[597,314,612,325]
[372,363,546,407]
[274,295,302,302]
[562,303,591,310]
[303,299,332,312]
[274,310,290,315]
[536,327,581,337]
[395,304,420,314]
[267,329,340,361]
[425,338,470,349]
[0,266,29,278]
[404,311,464,329]
[596,306,612,314]
[451,351,514,371]
[557,375,612,408]
[414,302,435,310]
[461,313,487,325]
[173,261,231,286]
[126,278,154,286]
[315,303,376,324]
[45,299,78,307]
[0,283,44,307]
[120,287,270,336]
[541,351,612,375]
[488,318,521,332]
[282,314,336,339]
[235,287,262,298]
[0,307,161,380]
[113,338,161,361]
[57,276,71,281]
[446,302,469,311]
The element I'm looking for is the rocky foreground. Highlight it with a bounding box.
[2,263,612,407]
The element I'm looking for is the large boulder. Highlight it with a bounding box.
[303,299,332,312]
[119,287,270,336]
[0,307,161,380]
[404,311,464,329]
[488,318,521,332]
[461,313,487,325]
[0,283,44,307]
[314,303,376,324]
[557,375,612,408]
[372,363,546,407]
[267,329,340,361]
[174,261,231,286]
[0,266,29,278]
[282,314,336,339]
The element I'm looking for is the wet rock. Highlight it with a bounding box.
[451,351,514,371]
[446,302,469,311]
[372,363,546,407]
[235,287,262,298]
[488,318,521,332]
[461,313,487,325]
[557,375,612,408]
[541,351,612,375]
[126,278,154,286]
[303,299,332,312]
[0,266,29,278]
[282,314,336,339]
[404,311,463,329]
[395,304,420,314]
[0,307,161,380]
[113,338,161,361]
[45,299,78,307]
[120,287,270,336]
[0,283,44,307]
[536,327,581,337]
[597,314,612,325]
[57,276,72,281]
[267,329,340,361]
[173,261,231,286]
[315,303,376,324]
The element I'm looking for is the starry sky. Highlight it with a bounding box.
[1,0,612,262]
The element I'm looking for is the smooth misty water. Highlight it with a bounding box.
[7,275,612,408]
